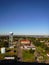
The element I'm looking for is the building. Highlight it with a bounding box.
[20,40,36,50]
[20,40,31,46]
[40,40,45,43]
[45,41,49,47]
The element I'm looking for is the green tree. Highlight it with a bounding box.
[0,41,9,48]
[29,48,35,54]
[3,41,9,47]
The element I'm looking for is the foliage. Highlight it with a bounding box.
[3,41,9,47]
[33,40,41,47]
[0,41,9,48]
[0,42,4,47]
[45,47,49,52]
[36,47,46,56]
[29,48,35,54]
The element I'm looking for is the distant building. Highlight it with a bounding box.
[45,41,49,47]
[47,54,49,57]
[40,40,45,43]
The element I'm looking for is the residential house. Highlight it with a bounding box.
[45,41,49,47]
[20,40,36,50]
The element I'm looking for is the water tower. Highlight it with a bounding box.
[9,32,13,47]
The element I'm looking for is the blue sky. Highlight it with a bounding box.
[0,0,49,35]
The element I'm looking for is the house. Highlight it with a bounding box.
[4,56,15,60]
[9,40,18,48]
[20,40,31,46]
[23,46,36,50]
[20,40,36,50]
[37,56,44,63]
[45,41,49,47]
[47,53,49,57]
[13,41,18,45]
[40,40,45,43]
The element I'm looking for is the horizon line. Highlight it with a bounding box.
[0,34,49,36]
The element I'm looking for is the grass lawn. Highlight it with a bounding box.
[0,47,17,60]
[22,50,35,62]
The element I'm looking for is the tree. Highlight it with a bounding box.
[29,48,35,54]
[33,40,41,47]
[3,41,9,47]
[45,46,49,52]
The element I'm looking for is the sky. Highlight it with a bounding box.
[0,0,49,35]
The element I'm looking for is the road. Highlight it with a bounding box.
[17,39,23,62]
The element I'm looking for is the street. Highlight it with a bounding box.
[17,40,23,62]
